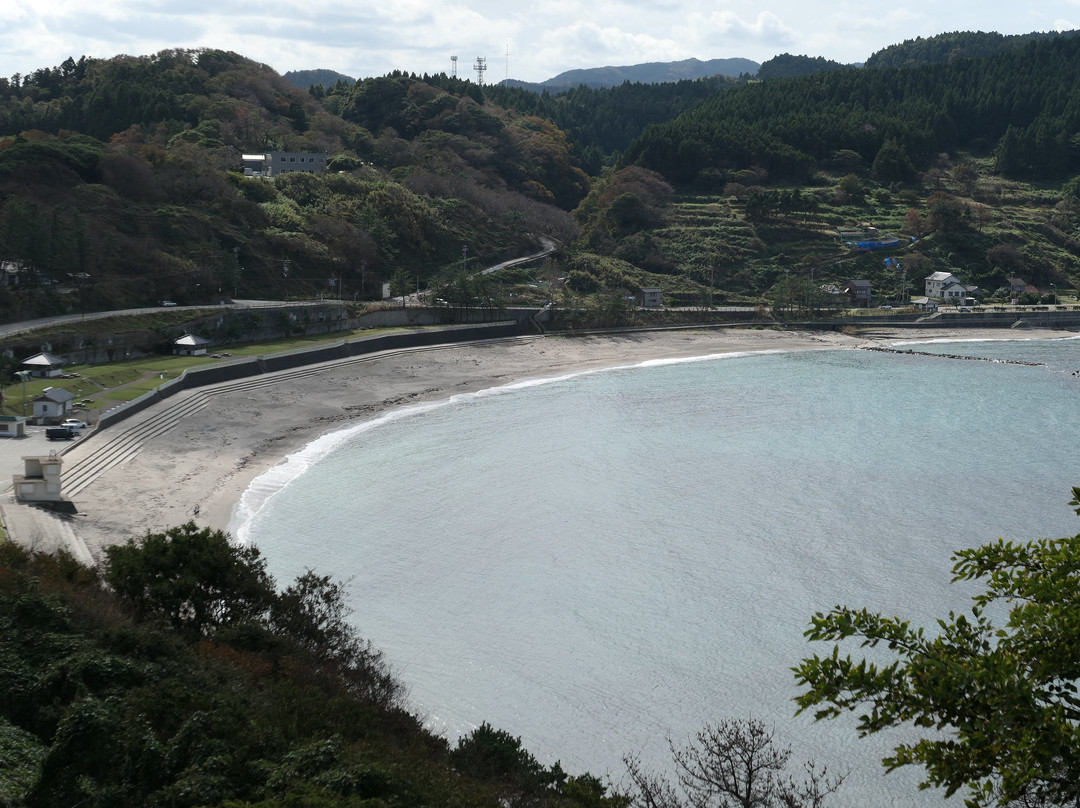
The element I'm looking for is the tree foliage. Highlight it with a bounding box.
[0,50,578,316]
[794,487,1080,807]
[104,521,276,635]
[622,33,1080,185]
[0,531,622,807]
[865,30,1080,70]
[756,54,852,80]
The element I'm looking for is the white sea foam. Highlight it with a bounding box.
[891,333,1080,347]
[229,347,790,545]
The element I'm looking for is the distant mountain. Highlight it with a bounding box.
[284,68,356,91]
[501,57,759,92]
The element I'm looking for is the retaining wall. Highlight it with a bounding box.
[96,321,528,431]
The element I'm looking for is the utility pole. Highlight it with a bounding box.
[15,370,31,417]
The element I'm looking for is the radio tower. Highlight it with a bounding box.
[474,56,487,85]
[450,55,457,78]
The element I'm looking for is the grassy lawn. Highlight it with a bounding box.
[0,326,411,417]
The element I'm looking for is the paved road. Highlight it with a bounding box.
[0,299,323,341]
[476,236,558,277]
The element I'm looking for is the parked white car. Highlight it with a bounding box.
[60,419,88,431]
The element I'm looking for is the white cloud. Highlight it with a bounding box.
[0,0,1075,84]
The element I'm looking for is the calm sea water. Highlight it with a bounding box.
[233,335,1080,806]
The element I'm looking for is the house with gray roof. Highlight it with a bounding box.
[21,351,67,378]
[32,387,75,422]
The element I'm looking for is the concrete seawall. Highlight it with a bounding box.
[96,321,528,431]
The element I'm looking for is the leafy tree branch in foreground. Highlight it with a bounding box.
[794,487,1080,808]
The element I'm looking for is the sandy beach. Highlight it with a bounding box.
[13,325,1071,561]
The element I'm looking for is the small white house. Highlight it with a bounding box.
[173,333,212,356]
[940,281,968,302]
[924,271,960,298]
[32,387,75,421]
[0,415,27,437]
[21,351,66,378]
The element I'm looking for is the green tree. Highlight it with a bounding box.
[389,267,411,308]
[794,487,1080,807]
[270,570,404,708]
[451,722,619,807]
[836,174,865,202]
[103,521,276,636]
[871,138,916,183]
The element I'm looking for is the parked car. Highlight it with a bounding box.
[160,300,178,307]
[61,419,88,431]
[46,427,76,440]
[878,304,892,310]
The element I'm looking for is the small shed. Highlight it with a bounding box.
[32,387,75,422]
[173,333,212,356]
[21,351,67,378]
[0,414,27,438]
[911,297,938,312]
[640,288,663,309]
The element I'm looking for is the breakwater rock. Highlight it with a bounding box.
[861,345,1044,366]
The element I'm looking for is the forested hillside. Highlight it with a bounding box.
[484,76,738,173]
[865,29,1080,69]
[0,50,583,319]
[4,33,1080,324]
[622,34,1080,184]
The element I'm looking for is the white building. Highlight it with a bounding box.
[21,351,66,378]
[939,280,968,302]
[924,271,960,298]
[0,415,27,438]
[242,152,328,177]
[32,387,75,422]
[173,333,212,356]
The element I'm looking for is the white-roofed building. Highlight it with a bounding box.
[173,333,212,356]
[21,351,67,378]
[924,271,960,298]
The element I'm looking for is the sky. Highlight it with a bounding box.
[1,1,1078,85]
